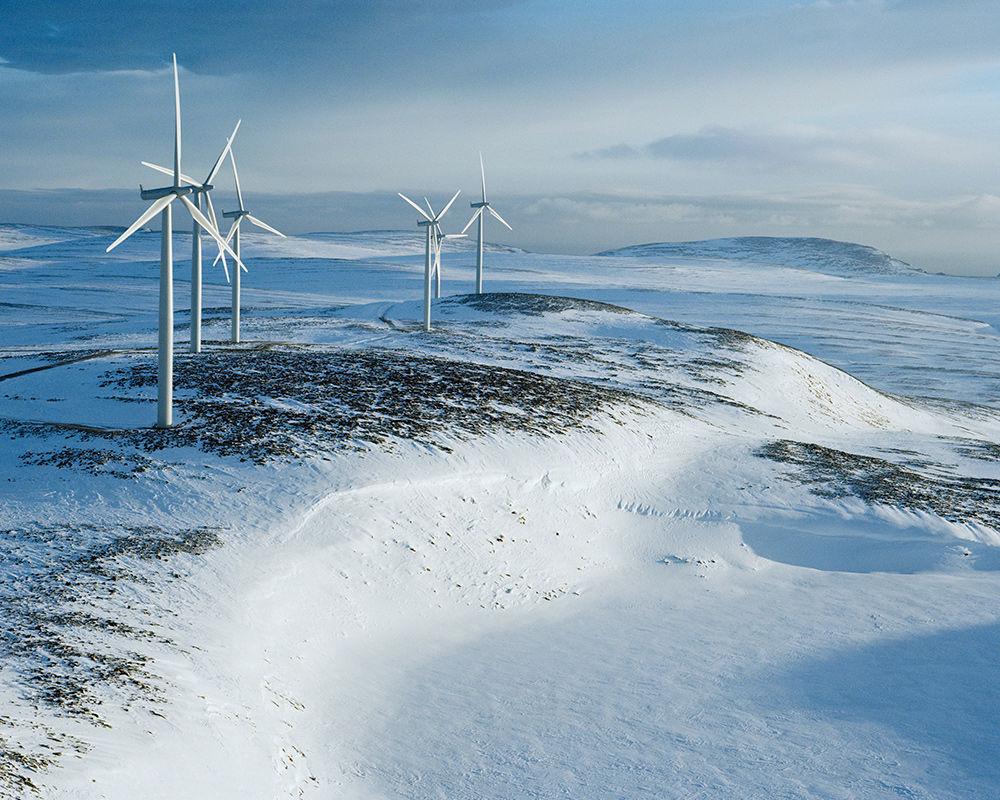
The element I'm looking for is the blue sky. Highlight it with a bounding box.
[3,1,1000,272]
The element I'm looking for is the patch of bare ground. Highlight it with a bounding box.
[758,440,1000,530]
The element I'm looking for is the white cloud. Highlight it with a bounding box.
[580,125,967,173]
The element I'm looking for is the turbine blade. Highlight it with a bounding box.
[461,207,483,235]
[423,196,436,218]
[246,213,286,237]
[213,219,239,266]
[398,193,432,221]
[230,149,245,211]
[204,191,219,231]
[480,152,487,203]
[141,161,202,187]
[106,194,175,252]
[141,161,176,180]
[173,53,181,185]
[179,192,220,239]
[180,194,247,273]
[488,206,513,231]
[436,189,461,221]
[205,192,228,267]
[226,218,239,243]
[205,119,241,185]
[222,261,230,284]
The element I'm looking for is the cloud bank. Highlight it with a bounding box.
[3,1,1000,273]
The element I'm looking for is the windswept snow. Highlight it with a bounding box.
[0,224,113,255]
[1,223,999,799]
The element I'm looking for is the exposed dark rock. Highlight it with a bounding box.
[2,349,648,469]
[447,292,635,316]
[20,447,158,477]
[757,439,1000,530]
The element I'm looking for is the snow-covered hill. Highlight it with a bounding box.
[597,235,920,276]
[1,225,999,799]
[226,229,524,261]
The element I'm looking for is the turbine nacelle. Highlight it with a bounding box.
[140,185,195,201]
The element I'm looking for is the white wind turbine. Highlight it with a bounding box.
[213,147,286,344]
[105,54,245,429]
[398,190,461,331]
[142,119,242,354]
[424,196,466,299]
[461,153,512,294]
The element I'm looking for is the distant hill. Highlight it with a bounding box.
[301,230,524,254]
[0,223,115,253]
[596,236,921,277]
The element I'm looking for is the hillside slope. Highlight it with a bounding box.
[0,227,999,798]
[597,236,919,276]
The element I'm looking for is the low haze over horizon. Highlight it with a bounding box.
[4,1,1000,275]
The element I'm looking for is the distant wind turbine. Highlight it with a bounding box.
[423,196,467,299]
[461,153,512,294]
[105,54,244,428]
[143,119,242,354]
[213,147,286,343]
[398,189,461,331]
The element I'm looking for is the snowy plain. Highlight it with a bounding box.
[1,224,999,799]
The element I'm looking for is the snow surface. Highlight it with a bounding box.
[597,236,920,276]
[1,225,999,799]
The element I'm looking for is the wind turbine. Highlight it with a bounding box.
[213,147,286,344]
[461,153,512,294]
[105,54,245,429]
[398,190,461,331]
[424,197,466,299]
[143,119,242,354]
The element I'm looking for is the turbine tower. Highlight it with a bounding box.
[398,190,461,331]
[462,153,512,294]
[214,147,286,344]
[143,119,242,353]
[106,54,244,429]
[424,197,466,299]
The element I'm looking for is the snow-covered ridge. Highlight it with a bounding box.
[3,289,999,797]
[0,223,521,262]
[597,236,920,276]
[3,226,1000,798]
